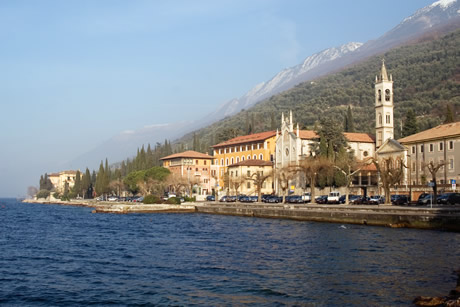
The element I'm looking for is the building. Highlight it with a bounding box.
[274,111,376,195]
[48,170,78,193]
[227,159,274,196]
[212,131,277,188]
[160,150,216,196]
[399,121,460,186]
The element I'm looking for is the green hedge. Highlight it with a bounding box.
[166,197,181,205]
[143,195,161,204]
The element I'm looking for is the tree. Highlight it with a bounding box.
[344,105,355,132]
[275,165,295,198]
[422,161,446,204]
[95,161,106,196]
[444,104,455,123]
[27,186,38,198]
[166,173,188,196]
[247,170,272,202]
[229,174,245,195]
[372,157,406,205]
[297,156,332,203]
[402,109,418,137]
[333,155,367,205]
[73,170,81,198]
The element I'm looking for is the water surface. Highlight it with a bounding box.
[1,198,459,306]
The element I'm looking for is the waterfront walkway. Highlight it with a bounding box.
[24,199,460,232]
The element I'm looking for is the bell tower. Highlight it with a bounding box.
[375,59,394,148]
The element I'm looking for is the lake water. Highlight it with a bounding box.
[1,198,459,306]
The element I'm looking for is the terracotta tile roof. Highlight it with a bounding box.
[212,131,277,148]
[344,132,375,143]
[229,159,273,167]
[296,130,319,140]
[160,150,214,160]
[398,121,460,144]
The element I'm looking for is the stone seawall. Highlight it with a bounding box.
[23,199,460,231]
[195,203,460,232]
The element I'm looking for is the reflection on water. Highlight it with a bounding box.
[0,198,459,306]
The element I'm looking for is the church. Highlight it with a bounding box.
[274,60,400,196]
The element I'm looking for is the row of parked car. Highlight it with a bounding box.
[416,192,460,205]
[95,195,144,202]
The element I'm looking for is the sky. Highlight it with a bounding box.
[0,0,436,197]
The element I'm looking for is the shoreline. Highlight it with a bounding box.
[22,199,460,232]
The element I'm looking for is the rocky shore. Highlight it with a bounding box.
[414,269,460,306]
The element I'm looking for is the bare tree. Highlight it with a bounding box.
[333,158,367,205]
[275,165,294,199]
[230,175,245,195]
[166,173,188,196]
[298,156,332,204]
[423,161,446,204]
[109,178,125,196]
[247,170,272,202]
[372,157,406,205]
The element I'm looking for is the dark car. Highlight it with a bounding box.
[355,196,371,205]
[261,194,271,202]
[391,195,409,206]
[219,196,228,202]
[437,193,460,205]
[338,194,356,204]
[206,195,215,201]
[286,195,304,203]
[226,196,237,202]
[237,195,247,202]
[250,196,259,202]
[417,194,432,206]
[266,195,283,203]
[315,195,328,204]
[348,195,363,204]
[239,196,251,203]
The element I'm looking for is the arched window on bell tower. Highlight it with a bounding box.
[378,114,382,125]
[378,90,382,102]
[385,89,391,101]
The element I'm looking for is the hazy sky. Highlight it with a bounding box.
[0,0,435,197]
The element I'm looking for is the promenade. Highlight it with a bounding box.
[24,199,460,232]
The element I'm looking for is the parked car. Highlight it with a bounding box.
[327,191,341,204]
[219,196,228,202]
[437,193,460,205]
[107,196,119,202]
[132,196,144,203]
[265,195,283,203]
[206,195,215,201]
[349,195,365,204]
[417,193,432,206]
[391,195,409,206]
[250,196,259,202]
[302,192,311,203]
[238,196,251,203]
[368,195,384,205]
[237,195,247,202]
[226,196,237,202]
[338,194,355,204]
[315,195,328,204]
[286,195,304,203]
[261,194,271,202]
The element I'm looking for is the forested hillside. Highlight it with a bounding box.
[177,29,460,152]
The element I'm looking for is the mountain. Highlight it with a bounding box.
[207,42,363,120]
[70,0,460,169]
[207,0,460,122]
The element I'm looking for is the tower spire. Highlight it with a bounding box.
[380,58,388,81]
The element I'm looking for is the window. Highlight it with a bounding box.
[226,158,229,166]
[420,145,424,153]
[236,157,239,163]
[449,141,454,150]
[204,179,208,183]
[439,142,443,151]
[259,154,263,160]
[231,158,234,165]
[378,89,382,102]
[235,146,238,152]
[253,154,257,159]
[247,155,250,160]
[236,171,238,177]
[247,170,250,177]
[412,146,415,154]
[220,158,224,166]
[230,171,233,177]
[241,156,245,161]
[196,160,198,164]
[386,114,391,124]
[412,162,416,171]
[219,149,223,154]
[385,89,391,101]
[378,114,382,125]
[247,182,251,189]
[449,159,454,169]
[429,144,433,152]
[204,161,207,165]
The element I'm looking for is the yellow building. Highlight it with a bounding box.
[227,159,274,196]
[48,170,78,193]
[212,131,277,189]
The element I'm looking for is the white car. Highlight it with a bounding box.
[302,192,311,203]
[327,192,341,204]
